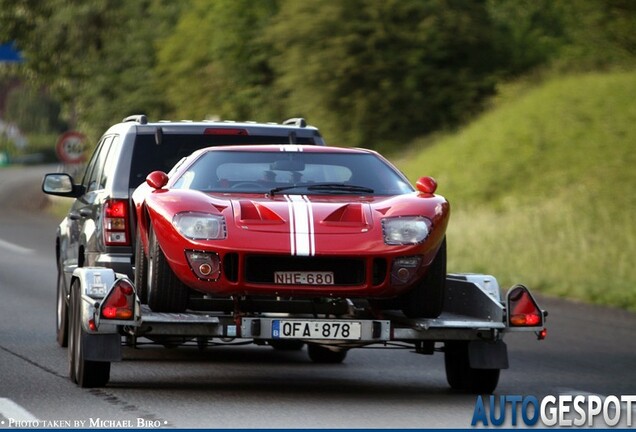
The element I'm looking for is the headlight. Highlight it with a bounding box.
[173,212,226,240]
[382,216,432,245]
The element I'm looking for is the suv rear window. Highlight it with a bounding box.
[128,134,316,188]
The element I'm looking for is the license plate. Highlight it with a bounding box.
[272,320,361,340]
[274,271,334,285]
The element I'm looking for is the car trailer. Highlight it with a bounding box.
[67,268,546,392]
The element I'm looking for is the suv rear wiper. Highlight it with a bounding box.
[269,183,374,196]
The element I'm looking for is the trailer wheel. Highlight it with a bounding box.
[56,262,68,347]
[401,237,446,319]
[147,226,190,312]
[68,279,110,388]
[444,341,499,394]
[133,228,148,304]
[307,345,347,363]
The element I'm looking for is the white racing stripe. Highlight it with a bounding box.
[0,398,38,422]
[285,195,315,256]
[0,238,34,255]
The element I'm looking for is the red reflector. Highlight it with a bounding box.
[204,128,249,136]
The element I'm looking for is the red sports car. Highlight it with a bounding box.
[132,145,450,318]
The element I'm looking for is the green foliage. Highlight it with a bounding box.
[398,71,636,311]
[4,85,66,133]
[265,0,499,149]
[155,0,280,121]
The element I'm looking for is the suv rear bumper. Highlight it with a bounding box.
[95,253,133,279]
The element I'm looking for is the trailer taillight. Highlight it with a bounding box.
[507,285,545,329]
[101,279,135,320]
[103,199,130,246]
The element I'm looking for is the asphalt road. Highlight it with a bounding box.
[0,165,634,429]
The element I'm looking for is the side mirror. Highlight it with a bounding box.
[146,171,169,190]
[415,176,437,194]
[42,173,84,197]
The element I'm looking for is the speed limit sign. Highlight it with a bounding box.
[56,131,86,164]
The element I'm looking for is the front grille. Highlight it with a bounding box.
[245,255,365,285]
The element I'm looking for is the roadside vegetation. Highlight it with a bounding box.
[399,71,636,311]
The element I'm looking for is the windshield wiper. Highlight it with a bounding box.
[307,183,374,194]
[269,183,374,196]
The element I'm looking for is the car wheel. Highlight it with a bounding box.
[134,228,148,304]
[401,237,446,319]
[56,263,68,347]
[444,341,500,394]
[146,226,190,312]
[307,344,347,363]
[68,279,110,388]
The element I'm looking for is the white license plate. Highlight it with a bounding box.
[272,320,361,340]
[274,271,334,285]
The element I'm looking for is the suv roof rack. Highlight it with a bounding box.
[122,114,148,125]
[282,117,307,128]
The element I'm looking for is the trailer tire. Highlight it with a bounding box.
[68,279,110,388]
[444,341,499,394]
[147,226,190,312]
[307,345,347,363]
[401,237,446,319]
[56,262,68,347]
[134,228,148,304]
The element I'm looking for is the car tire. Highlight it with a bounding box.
[146,226,190,312]
[134,228,148,304]
[444,341,500,394]
[401,237,446,319]
[56,262,69,347]
[68,279,110,388]
[307,344,347,363]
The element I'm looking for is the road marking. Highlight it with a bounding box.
[0,238,34,255]
[0,398,38,422]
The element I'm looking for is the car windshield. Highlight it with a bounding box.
[172,151,414,195]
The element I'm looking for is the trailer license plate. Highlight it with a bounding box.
[274,271,334,285]
[272,320,361,340]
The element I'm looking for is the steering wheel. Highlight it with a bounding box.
[231,182,263,190]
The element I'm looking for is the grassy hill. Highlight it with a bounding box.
[397,71,636,311]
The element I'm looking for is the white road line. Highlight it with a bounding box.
[0,398,38,422]
[0,238,34,255]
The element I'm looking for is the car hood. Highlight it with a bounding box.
[229,194,375,234]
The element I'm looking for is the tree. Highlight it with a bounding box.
[155,0,281,122]
[0,0,182,137]
[264,0,499,149]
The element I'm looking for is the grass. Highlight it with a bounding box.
[398,71,636,311]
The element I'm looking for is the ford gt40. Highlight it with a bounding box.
[132,145,450,318]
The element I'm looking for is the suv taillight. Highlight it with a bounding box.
[103,199,130,246]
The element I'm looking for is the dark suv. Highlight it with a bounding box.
[42,115,325,346]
